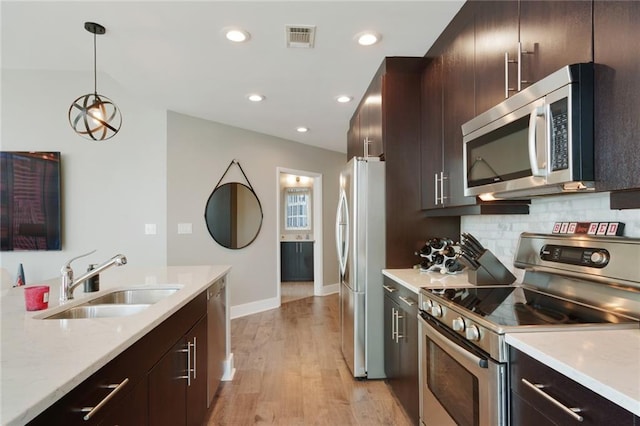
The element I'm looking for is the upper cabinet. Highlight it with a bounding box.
[474,1,519,114]
[519,1,593,85]
[421,4,529,215]
[348,57,461,267]
[593,1,640,207]
[474,1,592,115]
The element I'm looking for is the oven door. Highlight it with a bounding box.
[418,313,507,426]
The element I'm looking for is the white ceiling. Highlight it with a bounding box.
[1,1,464,153]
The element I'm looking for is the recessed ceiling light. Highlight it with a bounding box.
[224,28,251,43]
[355,31,381,46]
[296,127,309,133]
[336,95,352,103]
[247,94,264,102]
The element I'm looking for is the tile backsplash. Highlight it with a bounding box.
[461,192,640,279]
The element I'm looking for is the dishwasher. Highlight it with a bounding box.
[207,276,226,407]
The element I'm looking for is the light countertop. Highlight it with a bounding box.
[506,329,640,416]
[0,264,231,426]
[382,268,473,294]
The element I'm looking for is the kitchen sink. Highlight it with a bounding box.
[85,288,180,305]
[44,304,150,319]
[41,287,181,320]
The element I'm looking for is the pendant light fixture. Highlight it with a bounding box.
[68,22,121,141]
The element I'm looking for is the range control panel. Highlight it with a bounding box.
[540,244,610,268]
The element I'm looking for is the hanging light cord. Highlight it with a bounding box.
[93,30,98,95]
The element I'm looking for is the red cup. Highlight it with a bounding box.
[24,285,50,311]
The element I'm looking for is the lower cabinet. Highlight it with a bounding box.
[149,315,207,426]
[509,346,636,426]
[383,276,419,425]
[28,290,212,426]
[281,241,314,281]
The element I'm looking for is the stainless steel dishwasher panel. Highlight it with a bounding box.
[207,277,226,407]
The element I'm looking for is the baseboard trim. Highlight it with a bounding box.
[230,296,280,319]
[230,284,340,319]
[321,283,339,296]
[221,353,235,382]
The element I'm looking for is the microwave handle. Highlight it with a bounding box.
[528,106,546,177]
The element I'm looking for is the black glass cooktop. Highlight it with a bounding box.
[427,286,634,327]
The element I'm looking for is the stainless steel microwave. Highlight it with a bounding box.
[462,63,594,200]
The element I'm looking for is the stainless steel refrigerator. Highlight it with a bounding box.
[336,157,385,379]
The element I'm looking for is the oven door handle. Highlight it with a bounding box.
[419,313,489,369]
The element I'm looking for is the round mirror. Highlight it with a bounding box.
[204,183,263,249]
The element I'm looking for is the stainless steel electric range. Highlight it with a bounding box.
[418,232,640,426]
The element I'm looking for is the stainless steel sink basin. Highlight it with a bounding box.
[44,304,150,319]
[41,287,181,319]
[86,288,180,305]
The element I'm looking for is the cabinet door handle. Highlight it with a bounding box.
[434,173,439,205]
[399,295,415,307]
[80,377,129,421]
[191,337,197,380]
[177,344,192,386]
[521,378,584,422]
[439,172,447,204]
[517,42,534,91]
[504,51,517,98]
[391,307,397,340]
[395,312,404,342]
[383,284,397,293]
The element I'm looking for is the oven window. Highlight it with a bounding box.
[427,338,479,426]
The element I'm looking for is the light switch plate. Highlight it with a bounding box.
[178,223,193,234]
[145,224,157,235]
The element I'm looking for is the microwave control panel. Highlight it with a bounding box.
[550,99,569,171]
[540,244,609,268]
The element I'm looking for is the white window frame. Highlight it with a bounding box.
[284,187,311,231]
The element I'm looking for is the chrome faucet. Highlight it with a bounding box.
[60,250,127,302]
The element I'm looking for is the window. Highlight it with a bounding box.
[285,188,311,230]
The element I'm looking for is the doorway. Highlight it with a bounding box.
[276,168,323,304]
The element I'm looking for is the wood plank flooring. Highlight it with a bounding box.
[205,294,413,425]
[280,281,315,304]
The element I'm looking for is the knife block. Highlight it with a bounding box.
[467,250,516,285]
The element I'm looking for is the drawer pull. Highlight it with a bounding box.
[521,378,584,422]
[399,295,415,307]
[81,377,129,421]
[382,285,397,293]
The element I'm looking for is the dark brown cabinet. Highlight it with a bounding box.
[474,0,519,114]
[347,75,383,159]
[349,57,461,267]
[518,1,593,86]
[594,1,640,199]
[441,12,477,210]
[383,277,419,425]
[510,347,635,426]
[473,1,592,114]
[149,315,207,426]
[29,291,211,426]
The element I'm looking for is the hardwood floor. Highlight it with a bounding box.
[205,294,413,425]
[280,281,314,304]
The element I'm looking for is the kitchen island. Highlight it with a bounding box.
[0,264,231,425]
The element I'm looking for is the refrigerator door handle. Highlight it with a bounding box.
[335,189,349,277]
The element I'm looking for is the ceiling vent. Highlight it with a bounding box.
[285,25,316,48]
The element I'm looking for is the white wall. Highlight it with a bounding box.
[462,192,640,280]
[166,111,344,312]
[0,69,167,285]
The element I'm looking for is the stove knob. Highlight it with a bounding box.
[590,250,609,265]
[452,317,465,332]
[431,304,443,318]
[465,324,480,341]
[422,300,433,311]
